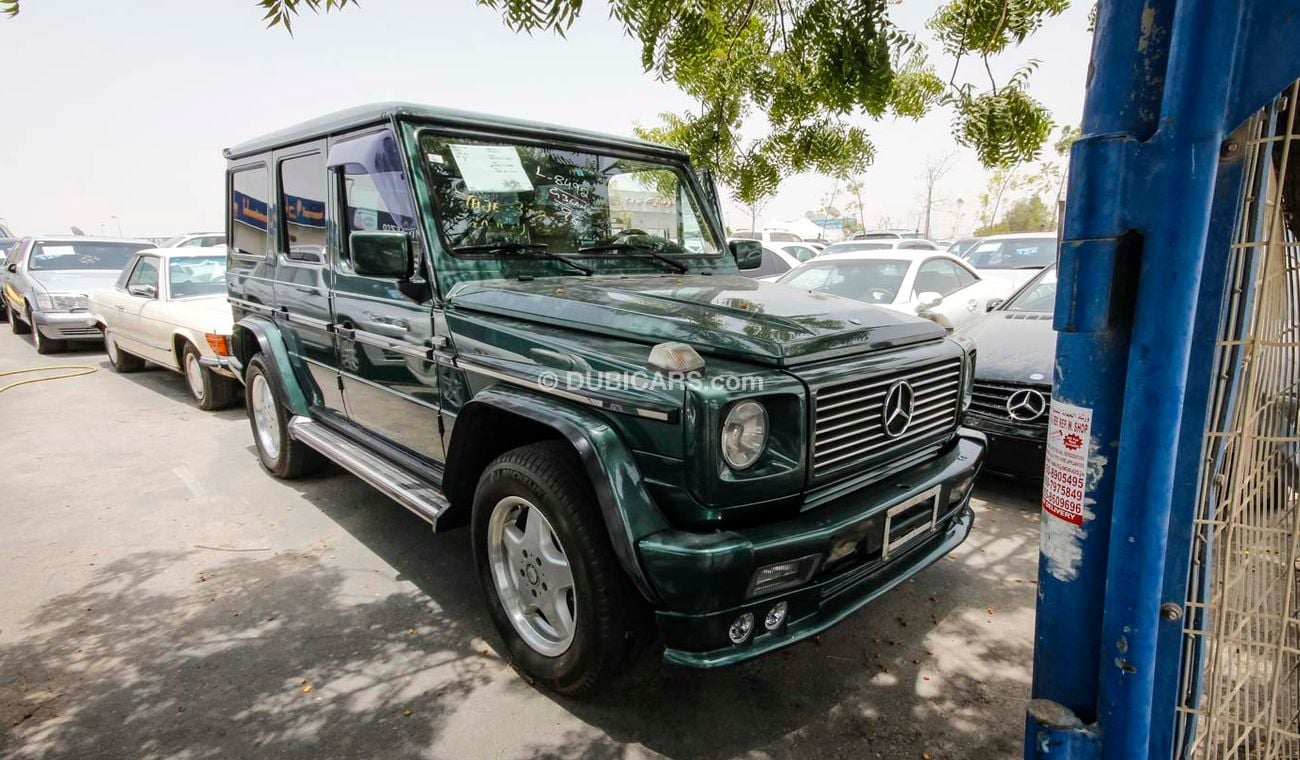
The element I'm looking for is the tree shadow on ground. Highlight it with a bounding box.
[0,543,492,760]
[1,466,1041,760]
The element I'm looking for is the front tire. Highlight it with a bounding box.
[32,317,66,354]
[244,354,324,479]
[472,441,646,695]
[183,342,237,411]
[105,330,146,373]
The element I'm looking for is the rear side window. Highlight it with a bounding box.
[753,248,790,277]
[769,232,801,243]
[230,165,271,257]
[279,153,327,260]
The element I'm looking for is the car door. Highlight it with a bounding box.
[114,254,163,357]
[270,143,347,416]
[328,128,445,462]
[912,256,983,328]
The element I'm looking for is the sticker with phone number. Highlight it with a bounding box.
[1043,400,1092,525]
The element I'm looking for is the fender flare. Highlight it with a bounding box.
[459,385,671,604]
[231,315,312,416]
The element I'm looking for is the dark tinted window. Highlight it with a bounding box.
[914,258,970,297]
[966,237,1057,269]
[751,248,790,277]
[29,241,149,271]
[778,259,909,303]
[769,231,801,243]
[732,231,761,240]
[231,165,271,257]
[279,153,327,259]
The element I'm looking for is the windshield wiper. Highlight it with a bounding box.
[453,242,593,276]
[577,243,688,273]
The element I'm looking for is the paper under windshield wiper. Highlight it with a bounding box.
[453,242,593,276]
[577,243,688,273]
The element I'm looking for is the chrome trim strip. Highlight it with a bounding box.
[457,359,679,423]
[284,312,332,330]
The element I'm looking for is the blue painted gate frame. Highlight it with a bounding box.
[1025,0,1300,757]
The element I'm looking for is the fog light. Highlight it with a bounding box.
[728,612,755,644]
[764,602,788,631]
[749,554,818,596]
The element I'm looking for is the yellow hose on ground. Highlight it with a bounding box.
[0,365,99,395]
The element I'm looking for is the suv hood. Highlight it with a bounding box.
[447,274,944,366]
[28,270,122,294]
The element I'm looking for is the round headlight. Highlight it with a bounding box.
[721,400,768,470]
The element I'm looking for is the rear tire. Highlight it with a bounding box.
[244,354,324,479]
[105,330,146,373]
[472,441,647,695]
[183,342,237,411]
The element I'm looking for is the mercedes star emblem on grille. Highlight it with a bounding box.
[1006,388,1048,422]
[882,381,915,438]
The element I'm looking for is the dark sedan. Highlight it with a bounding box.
[955,265,1057,478]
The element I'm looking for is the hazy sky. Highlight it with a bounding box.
[0,0,1093,239]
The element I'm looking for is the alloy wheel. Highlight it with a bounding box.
[486,495,577,656]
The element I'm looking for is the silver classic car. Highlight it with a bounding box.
[3,236,154,353]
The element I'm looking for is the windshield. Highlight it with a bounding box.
[168,255,227,298]
[965,237,1057,269]
[420,134,722,261]
[777,258,910,304]
[1006,265,1058,313]
[29,241,150,271]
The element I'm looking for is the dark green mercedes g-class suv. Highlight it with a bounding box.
[221,103,985,694]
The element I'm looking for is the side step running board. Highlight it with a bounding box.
[287,416,450,528]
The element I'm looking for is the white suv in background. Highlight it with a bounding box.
[161,232,226,248]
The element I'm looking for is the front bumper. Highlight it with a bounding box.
[32,310,102,341]
[966,414,1046,478]
[640,431,985,668]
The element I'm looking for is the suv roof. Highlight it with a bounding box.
[224,102,684,161]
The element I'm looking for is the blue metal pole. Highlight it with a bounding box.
[1026,0,1173,753]
[1093,1,1243,753]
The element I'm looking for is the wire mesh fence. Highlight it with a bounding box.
[1176,82,1300,759]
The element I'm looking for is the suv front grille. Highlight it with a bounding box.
[812,357,962,476]
[969,381,1052,425]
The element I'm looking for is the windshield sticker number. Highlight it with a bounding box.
[448,144,534,193]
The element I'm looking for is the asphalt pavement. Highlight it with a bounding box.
[0,326,1044,759]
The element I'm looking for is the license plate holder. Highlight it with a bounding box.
[881,486,942,560]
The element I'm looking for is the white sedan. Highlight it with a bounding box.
[89,249,239,410]
[775,250,1014,330]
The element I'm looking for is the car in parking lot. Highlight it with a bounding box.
[89,248,240,410]
[160,232,227,249]
[776,250,1010,331]
[955,264,1057,478]
[960,232,1058,289]
[3,236,154,353]
[819,239,943,256]
[220,102,985,695]
[0,237,17,321]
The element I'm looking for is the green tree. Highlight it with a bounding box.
[974,195,1055,235]
[2,0,1069,210]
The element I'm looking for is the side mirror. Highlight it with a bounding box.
[917,291,944,309]
[730,239,763,271]
[985,297,1005,312]
[129,283,157,299]
[351,231,412,279]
